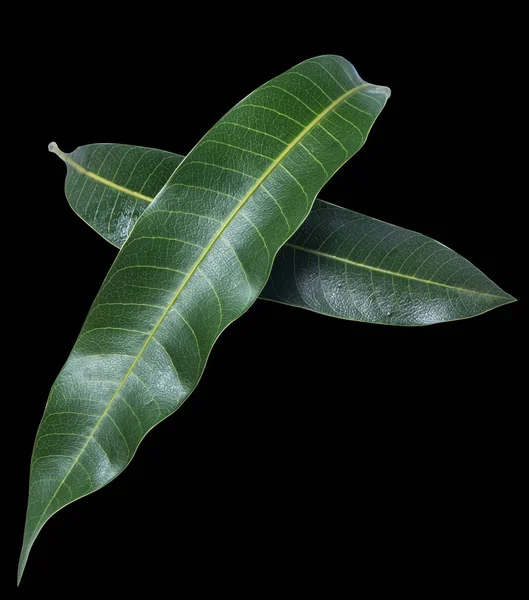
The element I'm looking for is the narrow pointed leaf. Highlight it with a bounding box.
[20,55,390,581]
[52,144,514,325]
[260,202,515,323]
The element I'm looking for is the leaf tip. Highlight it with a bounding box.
[17,551,27,587]
[364,83,391,106]
[48,141,58,154]
[495,285,517,305]
[378,84,391,99]
[18,529,35,587]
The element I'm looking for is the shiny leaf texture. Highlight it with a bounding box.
[52,143,183,247]
[20,55,390,581]
[52,143,514,325]
[261,202,514,323]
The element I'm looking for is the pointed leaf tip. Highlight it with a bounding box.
[377,84,391,98]
[22,56,390,579]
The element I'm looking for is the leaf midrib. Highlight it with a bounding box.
[287,243,510,299]
[51,140,507,301]
[34,82,372,535]
[49,143,154,202]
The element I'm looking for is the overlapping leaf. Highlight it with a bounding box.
[261,202,514,323]
[52,143,514,325]
[20,55,390,581]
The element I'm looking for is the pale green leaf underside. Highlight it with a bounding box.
[53,143,514,325]
[20,55,390,581]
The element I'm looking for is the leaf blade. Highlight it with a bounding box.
[55,142,183,246]
[20,55,389,581]
[53,145,514,325]
[261,201,515,324]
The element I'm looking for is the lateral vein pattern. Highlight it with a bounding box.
[20,55,389,581]
[55,146,514,326]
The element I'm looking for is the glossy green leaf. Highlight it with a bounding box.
[51,143,183,247]
[261,202,514,323]
[20,55,390,582]
[52,143,514,325]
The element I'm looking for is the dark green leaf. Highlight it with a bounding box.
[52,144,514,325]
[20,55,389,581]
[261,202,514,324]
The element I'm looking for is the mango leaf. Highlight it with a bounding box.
[261,202,515,323]
[20,55,390,582]
[51,143,514,325]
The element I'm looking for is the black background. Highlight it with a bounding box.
[15,8,524,595]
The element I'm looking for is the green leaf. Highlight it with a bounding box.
[51,144,514,325]
[50,142,183,247]
[261,202,515,323]
[20,55,389,582]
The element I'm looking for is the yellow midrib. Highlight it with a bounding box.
[33,83,371,536]
[95,83,371,412]
[50,131,505,300]
[38,146,508,299]
[49,142,154,202]
[287,243,510,299]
